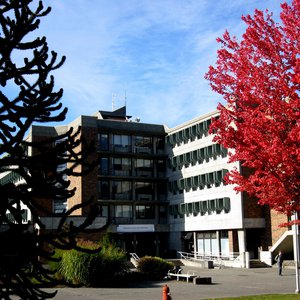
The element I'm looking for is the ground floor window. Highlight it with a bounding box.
[136,205,155,219]
[220,230,229,256]
[99,205,109,217]
[197,232,217,256]
[196,230,229,256]
[115,205,132,218]
[53,199,67,214]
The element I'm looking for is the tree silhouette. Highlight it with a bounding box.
[205,0,300,222]
[0,1,99,299]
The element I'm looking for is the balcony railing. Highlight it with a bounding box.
[113,193,132,200]
[135,147,152,154]
[135,170,153,177]
[113,145,132,153]
[113,170,131,176]
[136,194,153,201]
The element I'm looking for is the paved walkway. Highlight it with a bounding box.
[49,267,300,300]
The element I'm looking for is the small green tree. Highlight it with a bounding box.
[58,240,127,286]
[137,256,174,280]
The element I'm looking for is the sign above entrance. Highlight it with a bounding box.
[117,224,155,233]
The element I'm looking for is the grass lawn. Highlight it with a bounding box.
[205,295,300,300]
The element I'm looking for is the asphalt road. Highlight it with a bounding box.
[47,266,300,300]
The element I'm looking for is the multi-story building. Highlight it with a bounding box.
[1,106,296,266]
[165,111,272,265]
[24,106,169,256]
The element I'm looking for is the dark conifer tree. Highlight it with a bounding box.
[0,1,98,299]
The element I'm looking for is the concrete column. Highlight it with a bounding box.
[243,251,250,269]
[238,229,246,253]
[216,230,221,257]
[193,232,197,258]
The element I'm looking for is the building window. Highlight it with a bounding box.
[220,230,229,256]
[113,134,131,152]
[157,182,167,201]
[53,199,67,214]
[159,205,167,218]
[136,205,155,219]
[135,181,153,200]
[99,205,109,217]
[53,138,68,214]
[157,159,165,177]
[112,180,132,200]
[115,205,132,218]
[99,157,109,175]
[197,232,218,256]
[135,136,152,154]
[99,180,109,199]
[156,137,164,154]
[99,133,109,151]
[135,158,153,177]
[112,157,131,176]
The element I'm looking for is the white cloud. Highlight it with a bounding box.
[38,0,285,127]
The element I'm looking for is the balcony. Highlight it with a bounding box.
[113,145,132,153]
[136,194,153,201]
[135,147,152,154]
[135,170,153,177]
[113,170,131,176]
[113,193,132,200]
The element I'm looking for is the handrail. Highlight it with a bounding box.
[178,251,240,261]
[129,252,140,261]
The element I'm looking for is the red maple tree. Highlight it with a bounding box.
[205,0,300,222]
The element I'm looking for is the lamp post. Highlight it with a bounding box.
[293,211,300,294]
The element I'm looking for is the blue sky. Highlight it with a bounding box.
[38,0,285,128]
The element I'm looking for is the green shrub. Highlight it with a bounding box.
[137,256,174,280]
[47,248,64,281]
[57,239,127,286]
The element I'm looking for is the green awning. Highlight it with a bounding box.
[191,176,199,188]
[193,201,201,213]
[184,177,192,191]
[224,197,231,211]
[178,203,186,215]
[200,201,208,213]
[177,179,184,190]
[205,172,214,185]
[212,143,221,156]
[208,199,216,212]
[186,203,193,214]
[198,148,205,161]
[196,122,204,137]
[191,150,198,163]
[189,125,197,138]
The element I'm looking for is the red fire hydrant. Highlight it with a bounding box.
[162,284,171,300]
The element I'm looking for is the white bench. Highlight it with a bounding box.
[167,271,196,283]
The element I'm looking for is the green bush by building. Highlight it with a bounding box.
[55,238,128,286]
[137,256,174,280]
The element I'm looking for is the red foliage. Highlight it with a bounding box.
[205,0,300,217]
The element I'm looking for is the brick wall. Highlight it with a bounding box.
[243,192,265,218]
[68,126,98,216]
[240,167,265,219]
[270,210,288,245]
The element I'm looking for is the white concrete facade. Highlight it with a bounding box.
[166,110,244,258]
